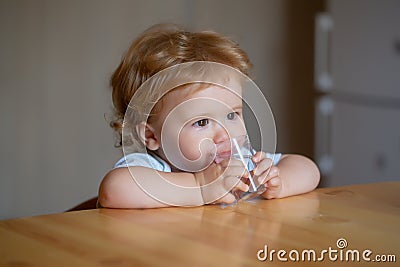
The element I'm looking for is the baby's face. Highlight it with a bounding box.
[150,84,247,171]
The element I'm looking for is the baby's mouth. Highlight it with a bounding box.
[214,150,232,164]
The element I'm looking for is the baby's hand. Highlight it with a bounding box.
[194,158,250,204]
[252,152,282,199]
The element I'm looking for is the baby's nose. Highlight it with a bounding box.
[213,123,229,144]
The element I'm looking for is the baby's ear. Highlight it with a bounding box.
[136,122,160,151]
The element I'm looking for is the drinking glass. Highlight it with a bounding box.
[222,135,267,201]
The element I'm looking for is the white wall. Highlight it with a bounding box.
[0,0,191,219]
[0,0,317,219]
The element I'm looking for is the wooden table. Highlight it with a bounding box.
[0,182,399,266]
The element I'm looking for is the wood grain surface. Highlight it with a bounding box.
[1,182,399,266]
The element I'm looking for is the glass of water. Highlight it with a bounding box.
[221,135,268,201]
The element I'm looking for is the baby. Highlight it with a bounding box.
[98,24,320,208]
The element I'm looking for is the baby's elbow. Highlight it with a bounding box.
[98,167,161,209]
[98,168,134,208]
[309,159,321,189]
[98,170,117,208]
[295,154,321,190]
[98,184,113,208]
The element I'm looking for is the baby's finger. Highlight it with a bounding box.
[257,166,279,184]
[267,176,281,187]
[267,166,280,178]
[253,158,273,176]
[252,151,266,163]
[219,157,246,168]
[222,165,249,179]
[262,178,282,200]
[216,193,237,204]
[223,176,249,192]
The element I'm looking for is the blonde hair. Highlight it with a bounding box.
[110,24,252,146]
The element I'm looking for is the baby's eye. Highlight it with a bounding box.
[227,112,239,120]
[193,119,209,127]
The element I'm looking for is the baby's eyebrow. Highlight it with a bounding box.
[231,105,243,110]
[189,113,214,119]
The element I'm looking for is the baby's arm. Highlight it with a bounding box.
[98,160,249,208]
[98,167,203,208]
[253,153,320,199]
[274,154,320,198]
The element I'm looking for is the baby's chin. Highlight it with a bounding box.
[214,155,230,164]
[214,157,224,164]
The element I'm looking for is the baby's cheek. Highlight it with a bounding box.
[179,137,216,162]
[180,146,201,161]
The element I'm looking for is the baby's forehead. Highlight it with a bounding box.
[149,81,244,122]
[167,82,242,100]
[158,83,243,119]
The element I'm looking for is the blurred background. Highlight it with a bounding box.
[0,0,399,220]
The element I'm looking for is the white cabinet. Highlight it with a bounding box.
[315,0,400,187]
[330,100,400,186]
[330,0,400,99]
